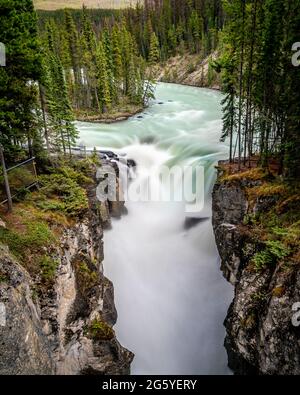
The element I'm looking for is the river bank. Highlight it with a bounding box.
[75,105,144,124]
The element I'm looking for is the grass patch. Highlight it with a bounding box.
[247,183,287,199]
[0,220,56,258]
[0,210,58,282]
[222,167,267,182]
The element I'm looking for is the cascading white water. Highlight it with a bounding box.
[77,83,233,375]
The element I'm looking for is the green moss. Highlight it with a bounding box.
[75,261,98,291]
[248,183,287,199]
[0,220,55,258]
[87,318,114,341]
[39,255,58,282]
[222,167,267,182]
[0,213,57,281]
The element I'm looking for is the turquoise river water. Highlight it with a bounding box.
[77,83,233,375]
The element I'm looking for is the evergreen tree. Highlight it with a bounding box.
[0,0,43,162]
[149,32,160,65]
[96,41,112,113]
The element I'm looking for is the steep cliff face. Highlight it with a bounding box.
[212,163,300,375]
[152,51,221,90]
[0,157,133,375]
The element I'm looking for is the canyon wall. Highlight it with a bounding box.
[0,157,133,375]
[212,162,300,375]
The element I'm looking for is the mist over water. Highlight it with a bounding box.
[77,83,233,374]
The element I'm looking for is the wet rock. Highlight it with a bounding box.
[184,217,209,230]
[140,136,156,145]
[127,159,137,168]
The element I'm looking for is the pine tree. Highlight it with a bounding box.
[64,10,81,109]
[96,41,112,113]
[44,49,78,154]
[0,0,43,162]
[149,32,160,65]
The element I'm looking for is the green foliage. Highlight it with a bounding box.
[265,240,291,260]
[252,240,291,271]
[37,173,89,216]
[0,0,44,160]
[39,255,58,281]
[253,250,273,271]
[54,166,93,185]
[0,220,55,259]
[87,318,115,341]
[76,261,98,291]
[217,0,300,177]
[149,32,160,65]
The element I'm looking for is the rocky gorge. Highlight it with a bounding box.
[0,155,134,375]
[212,161,300,375]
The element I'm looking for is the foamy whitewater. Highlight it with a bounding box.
[77,83,233,374]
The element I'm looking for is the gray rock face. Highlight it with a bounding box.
[0,159,133,375]
[0,246,53,375]
[212,179,249,285]
[212,165,300,375]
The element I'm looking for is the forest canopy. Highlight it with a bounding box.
[0,0,299,182]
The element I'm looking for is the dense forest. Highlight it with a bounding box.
[0,0,299,181]
[215,0,300,180]
[0,0,224,162]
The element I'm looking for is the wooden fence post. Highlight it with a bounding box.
[0,144,13,212]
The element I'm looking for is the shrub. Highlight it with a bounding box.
[253,250,273,271]
[55,166,93,185]
[187,62,196,74]
[87,318,114,341]
[265,240,291,260]
[38,174,88,216]
[252,240,291,271]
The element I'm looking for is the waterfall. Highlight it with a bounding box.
[77,82,233,374]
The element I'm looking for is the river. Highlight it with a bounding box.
[77,82,233,375]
